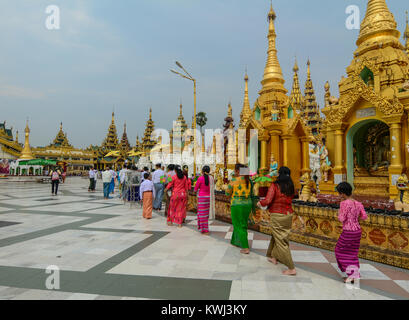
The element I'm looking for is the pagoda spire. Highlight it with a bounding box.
[240,70,252,128]
[260,2,286,94]
[289,58,303,113]
[404,10,409,55]
[20,120,34,160]
[142,108,156,152]
[303,60,321,136]
[176,101,188,134]
[356,0,401,49]
[119,122,131,154]
[101,112,119,151]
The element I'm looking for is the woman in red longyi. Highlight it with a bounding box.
[165,166,190,227]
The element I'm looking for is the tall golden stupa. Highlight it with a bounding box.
[20,121,34,160]
[322,0,409,199]
[239,3,311,189]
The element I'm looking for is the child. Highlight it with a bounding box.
[140,172,155,219]
[335,182,368,283]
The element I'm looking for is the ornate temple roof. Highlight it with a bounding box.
[101,112,119,151]
[0,121,13,141]
[302,60,321,135]
[119,122,131,154]
[240,71,252,128]
[289,59,303,113]
[142,108,157,152]
[49,123,72,148]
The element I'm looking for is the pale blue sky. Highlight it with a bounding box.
[0,0,408,147]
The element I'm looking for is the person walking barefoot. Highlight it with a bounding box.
[334,182,367,283]
[258,167,297,276]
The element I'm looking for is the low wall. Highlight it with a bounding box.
[187,191,409,270]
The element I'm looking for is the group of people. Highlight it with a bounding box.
[89,161,368,282]
[225,163,367,281]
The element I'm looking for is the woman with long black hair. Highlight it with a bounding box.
[258,166,297,276]
[226,164,253,254]
[165,165,189,227]
[194,166,215,234]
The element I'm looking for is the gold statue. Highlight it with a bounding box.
[268,154,278,177]
[299,172,317,202]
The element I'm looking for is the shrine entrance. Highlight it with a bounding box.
[346,119,390,197]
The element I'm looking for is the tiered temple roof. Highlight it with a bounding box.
[101,112,119,151]
[49,123,72,148]
[302,60,321,136]
[141,108,157,153]
[119,122,131,154]
[289,59,303,114]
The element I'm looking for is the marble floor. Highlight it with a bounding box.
[0,177,408,300]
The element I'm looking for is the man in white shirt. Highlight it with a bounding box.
[88,167,96,192]
[152,163,165,211]
[102,167,112,199]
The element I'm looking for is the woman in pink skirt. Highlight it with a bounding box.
[194,166,213,235]
[335,182,368,283]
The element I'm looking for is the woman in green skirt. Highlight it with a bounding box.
[225,164,253,255]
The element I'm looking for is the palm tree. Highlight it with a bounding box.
[196,112,208,134]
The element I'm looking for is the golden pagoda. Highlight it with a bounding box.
[239,3,311,188]
[20,121,35,160]
[101,112,119,151]
[135,135,141,153]
[321,0,409,199]
[141,108,157,153]
[302,60,322,136]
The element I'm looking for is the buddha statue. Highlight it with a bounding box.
[318,138,332,182]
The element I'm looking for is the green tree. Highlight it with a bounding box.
[196,112,208,134]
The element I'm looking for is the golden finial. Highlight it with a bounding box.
[149,108,152,120]
[228,102,233,118]
[324,81,330,91]
[268,0,276,21]
[307,59,311,78]
[111,111,115,123]
[180,100,183,115]
[293,57,299,73]
[404,10,409,39]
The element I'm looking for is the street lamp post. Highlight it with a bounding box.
[170,62,197,176]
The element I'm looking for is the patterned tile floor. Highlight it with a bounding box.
[0,177,408,300]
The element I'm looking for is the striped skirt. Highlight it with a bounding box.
[197,196,210,233]
[335,229,362,278]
